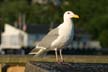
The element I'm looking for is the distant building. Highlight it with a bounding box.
[0,24,102,54]
[0,24,50,54]
[1,24,28,49]
[25,24,50,45]
[0,24,50,50]
[69,29,102,49]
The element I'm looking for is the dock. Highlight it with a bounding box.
[0,55,108,72]
[0,55,108,64]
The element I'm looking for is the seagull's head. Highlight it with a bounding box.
[64,11,79,19]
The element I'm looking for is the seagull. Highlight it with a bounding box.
[29,11,79,62]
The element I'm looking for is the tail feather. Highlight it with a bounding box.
[29,48,47,57]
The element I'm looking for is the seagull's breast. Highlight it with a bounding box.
[51,23,73,48]
[59,23,73,41]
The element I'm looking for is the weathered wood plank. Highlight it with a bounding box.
[25,62,48,72]
[25,62,108,72]
[0,64,2,72]
[25,62,74,72]
[0,55,108,64]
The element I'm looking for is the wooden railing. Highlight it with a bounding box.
[0,55,108,64]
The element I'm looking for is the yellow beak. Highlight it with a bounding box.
[72,14,79,18]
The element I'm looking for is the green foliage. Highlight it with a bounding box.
[83,14,108,47]
[0,0,108,47]
[0,0,28,23]
[84,15,108,39]
[98,30,108,48]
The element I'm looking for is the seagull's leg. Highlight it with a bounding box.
[55,48,58,62]
[59,49,64,62]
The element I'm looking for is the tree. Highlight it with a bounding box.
[0,0,28,24]
[0,0,108,47]
[98,30,108,48]
[84,15,108,38]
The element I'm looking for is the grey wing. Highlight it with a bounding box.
[29,28,59,55]
[37,28,59,48]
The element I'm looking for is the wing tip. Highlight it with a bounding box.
[29,52,37,55]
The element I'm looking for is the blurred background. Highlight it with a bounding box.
[0,0,108,55]
[0,0,108,72]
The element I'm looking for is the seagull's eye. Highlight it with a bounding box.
[67,12,70,14]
